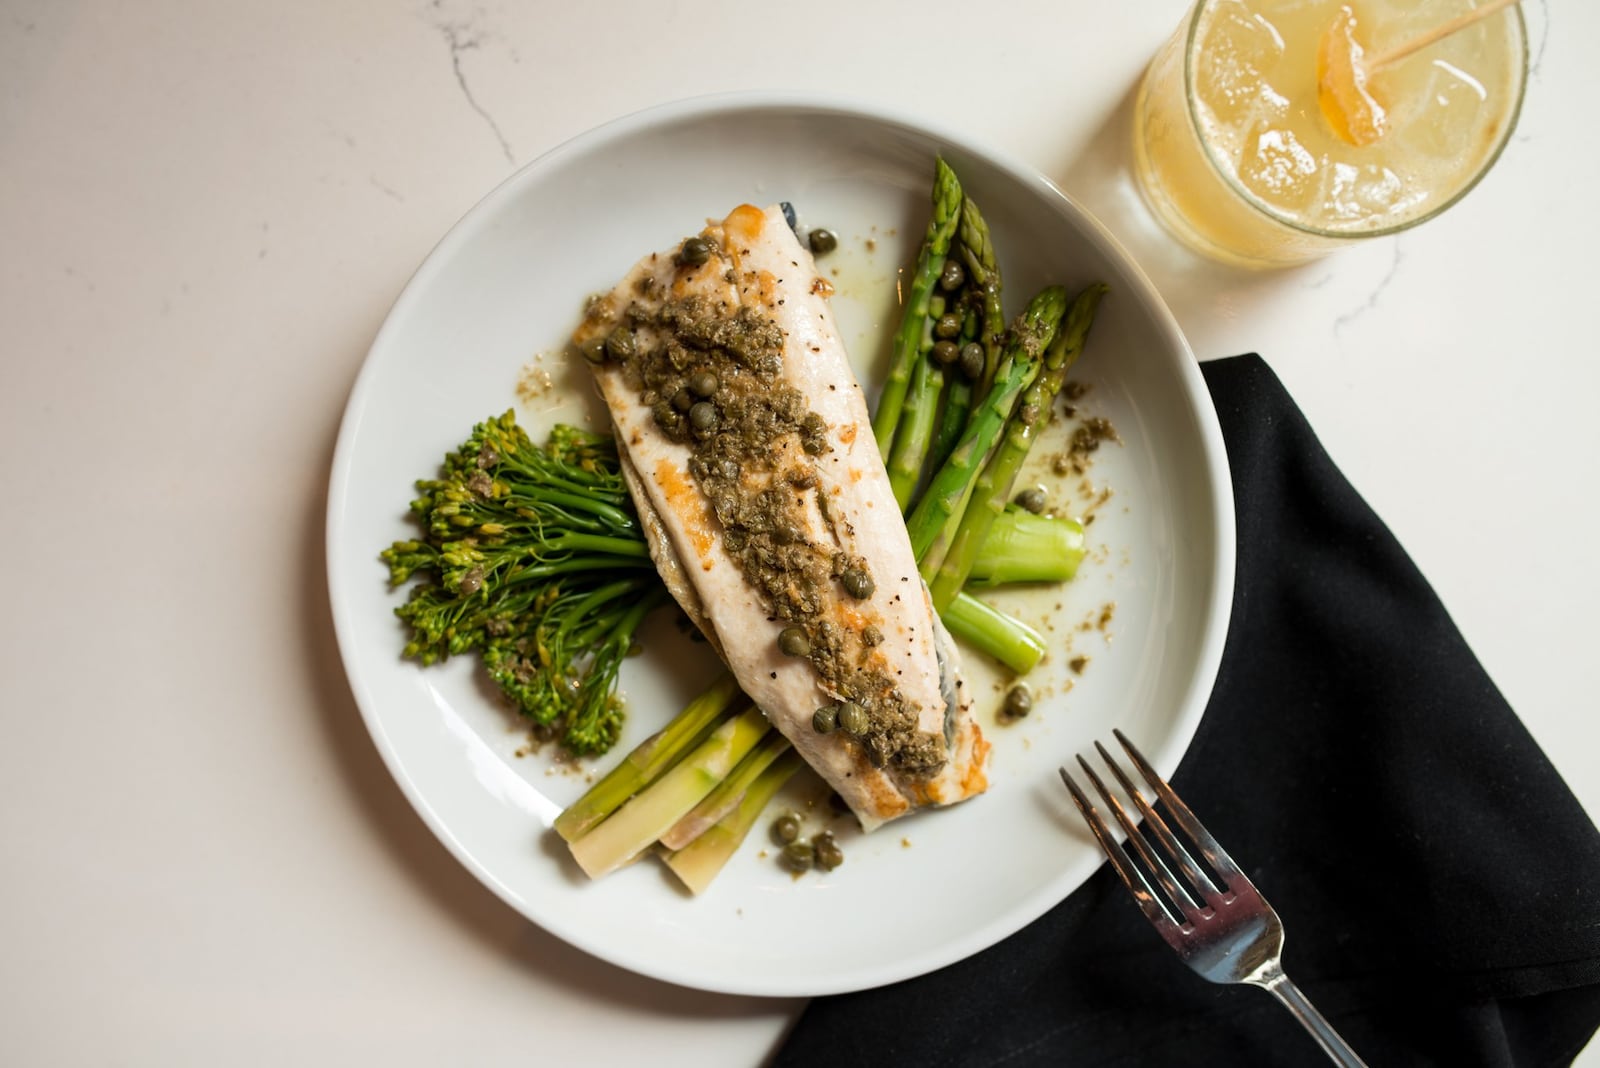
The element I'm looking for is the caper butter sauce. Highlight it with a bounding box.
[574,204,989,832]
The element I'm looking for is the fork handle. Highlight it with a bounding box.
[1255,968,1369,1067]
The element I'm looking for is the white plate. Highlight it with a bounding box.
[326,93,1234,997]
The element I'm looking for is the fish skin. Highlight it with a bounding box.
[576,204,989,830]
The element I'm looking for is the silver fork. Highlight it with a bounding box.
[1059,729,1368,1067]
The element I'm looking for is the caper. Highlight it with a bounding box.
[778,626,811,658]
[932,339,960,366]
[838,701,869,737]
[808,228,838,254]
[934,313,963,339]
[679,236,711,266]
[1015,487,1047,514]
[812,705,839,734]
[813,831,844,872]
[688,401,719,432]
[1003,683,1034,719]
[781,839,815,872]
[800,412,829,455]
[688,370,719,397]
[939,259,965,292]
[772,811,802,845]
[604,327,636,361]
[578,336,607,363]
[840,567,875,600]
[959,342,985,380]
[861,624,883,647]
[672,388,695,412]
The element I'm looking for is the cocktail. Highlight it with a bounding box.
[1133,0,1527,268]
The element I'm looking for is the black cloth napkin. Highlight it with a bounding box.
[775,355,1600,1067]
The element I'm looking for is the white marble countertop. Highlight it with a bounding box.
[3,1,1594,1063]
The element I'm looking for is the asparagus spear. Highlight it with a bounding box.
[941,591,1048,675]
[552,673,741,842]
[567,705,770,878]
[958,195,1007,402]
[966,509,1087,586]
[663,750,805,895]
[886,293,948,511]
[930,195,1005,469]
[929,296,981,473]
[658,730,791,851]
[927,284,1106,611]
[871,158,962,456]
[906,285,1068,578]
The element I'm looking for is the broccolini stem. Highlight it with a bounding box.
[495,555,656,587]
[499,487,638,531]
[561,585,671,755]
[547,578,646,646]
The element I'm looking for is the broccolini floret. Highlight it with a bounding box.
[382,411,662,756]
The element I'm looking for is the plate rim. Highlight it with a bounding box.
[325,89,1237,997]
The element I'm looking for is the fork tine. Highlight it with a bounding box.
[1113,728,1243,881]
[1094,741,1224,901]
[1058,767,1183,935]
[1075,754,1206,922]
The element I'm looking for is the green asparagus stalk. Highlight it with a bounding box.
[658,730,792,851]
[928,297,979,473]
[663,750,805,895]
[941,591,1048,675]
[567,705,770,878]
[928,194,1003,471]
[958,195,1006,401]
[927,284,1106,611]
[886,294,948,511]
[907,286,1068,577]
[872,158,962,457]
[966,510,1087,586]
[552,673,741,842]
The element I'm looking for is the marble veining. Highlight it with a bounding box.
[426,0,516,166]
[1334,239,1405,334]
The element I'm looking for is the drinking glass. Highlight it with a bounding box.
[1132,0,1527,268]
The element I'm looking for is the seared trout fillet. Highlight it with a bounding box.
[574,204,988,831]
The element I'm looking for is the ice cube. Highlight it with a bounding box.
[1196,0,1288,127]
[1390,59,1488,161]
[1350,165,1404,214]
[1321,161,1415,225]
[1237,124,1321,213]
